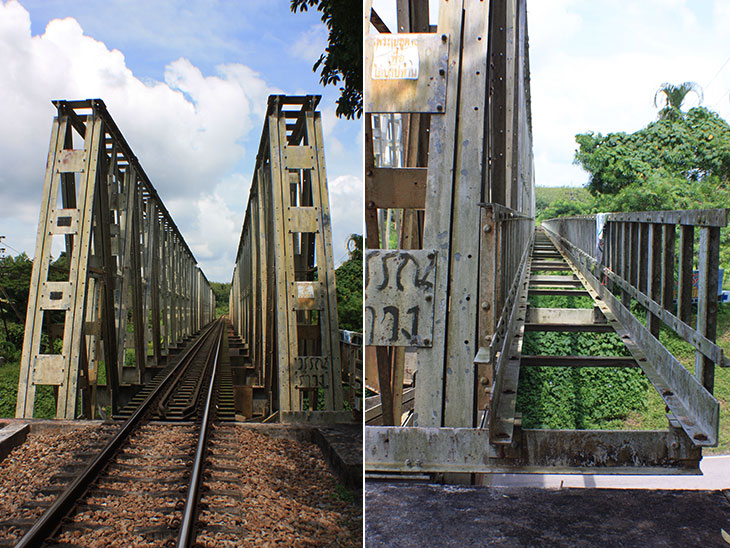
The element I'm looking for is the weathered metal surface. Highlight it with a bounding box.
[365,167,427,209]
[520,428,700,470]
[525,307,604,325]
[365,34,450,113]
[16,100,215,419]
[229,95,346,421]
[364,426,700,473]
[365,249,437,347]
[543,225,720,446]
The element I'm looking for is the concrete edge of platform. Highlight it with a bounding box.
[0,422,30,462]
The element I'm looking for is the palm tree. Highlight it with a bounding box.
[654,81,703,119]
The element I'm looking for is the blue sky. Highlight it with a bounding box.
[373,0,730,188]
[0,0,363,280]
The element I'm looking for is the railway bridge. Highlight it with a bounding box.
[1,94,361,547]
[364,0,728,480]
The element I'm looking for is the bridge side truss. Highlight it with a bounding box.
[229,95,348,423]
[16,99,215,419]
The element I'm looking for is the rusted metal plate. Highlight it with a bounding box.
[365,167,427,209]
[56,149,85,173]
[365,250,436,346]
[287,206,319,233]
[50,209,79,235]
[292,281,323,310]
[283,145,315,170]
[365,34,449,113]
[40,281,72,310]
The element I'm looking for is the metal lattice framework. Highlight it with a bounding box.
[364,0,727,478]
[364,0,534,430]
[228,95,350,423]
[16,99,215,419]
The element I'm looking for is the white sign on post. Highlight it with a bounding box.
[371,36,419,80]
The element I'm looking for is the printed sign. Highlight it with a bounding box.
[371,36,419,80]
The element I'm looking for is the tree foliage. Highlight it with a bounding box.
[654,81,703,120]
[575,106,730,195]
[335,234,362,332]
[291,0,362,119]
[0,253,33,323]
[209,282,231,317]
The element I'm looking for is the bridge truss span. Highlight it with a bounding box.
[228,95,353,424]
[16,99,215,420]
[364,0,728,479]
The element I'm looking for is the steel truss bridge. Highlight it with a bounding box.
[14,95,360,425]
[364,0,728,478]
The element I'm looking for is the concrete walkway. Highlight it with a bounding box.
[482,455,730,490]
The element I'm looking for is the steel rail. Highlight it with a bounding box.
[15,319,222,548]
[176,319,224,547]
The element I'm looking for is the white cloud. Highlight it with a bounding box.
[328,174,363,266]
[290,24,327,64]
[0,0,280,279]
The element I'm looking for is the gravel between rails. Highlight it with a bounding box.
[0,425,116,542]
[54,423,197,548]
[1,424,362,547]
[196,426,362,548]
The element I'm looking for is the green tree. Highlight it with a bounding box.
[575,106,730,195]
[0,253,33,323]
[209,282,231,317]
[335,234,362,332]
[291,0,362,119]
[654,81,703,120]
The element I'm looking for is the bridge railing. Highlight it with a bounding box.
[475,204,533,426]
[229,95,348,423]
[543,209,728,446]
[16,99,215,419]
[339,330,363,412]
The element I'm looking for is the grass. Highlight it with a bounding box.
[0,358,55,418]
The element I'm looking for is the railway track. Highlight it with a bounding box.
[3,318,231,547]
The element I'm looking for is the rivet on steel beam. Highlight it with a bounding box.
[481,302,490,310]
[436,105,443,112]
[441,34,447,42]
[439,68,445,76]
[483,224,492,233]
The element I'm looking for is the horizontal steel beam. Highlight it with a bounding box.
[544,208,727,227]
[365,426,700,474]
[528,288,590,297]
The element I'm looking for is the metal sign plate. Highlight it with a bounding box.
[365,249,437,346]
[365,33,449,113]
[371,36,419,80]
